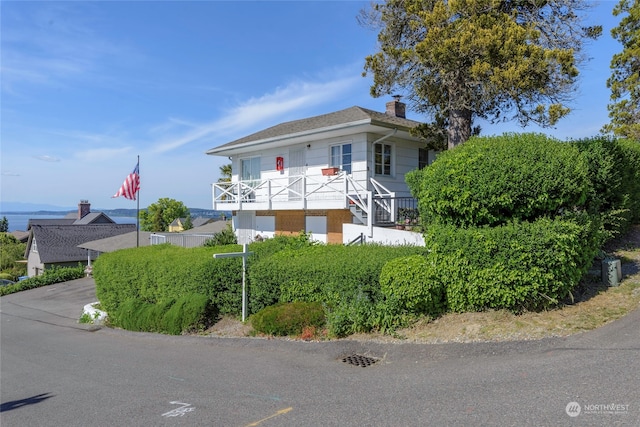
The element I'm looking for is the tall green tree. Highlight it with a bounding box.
[0,217,8,233]
[139,198,190,232]
[182,214,193,231]
[0,233,26,278]
[361,0,601,149]
[603,0,640,140]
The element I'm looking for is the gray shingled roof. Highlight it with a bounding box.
[27,218,76,229]
[78,231,153,253]
[207,106,422,153]
[73,212,115,225]
[30,224,136,263]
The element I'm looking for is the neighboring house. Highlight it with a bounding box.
[78,220,231,253]
[24,201,136,277]
[168,216,216,232]
[206,100,434,245]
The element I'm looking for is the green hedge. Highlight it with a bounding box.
[424,214,602,312]
[111,294,216,335]
[379,255,446,317]
[407,133,590,227]
[94,244,244,314]
[251,301,325,336]
[93,235,318,317]
[0,265,85,297]
[249,244,426,312]
[572,136,640,237]
[618,139,640,225]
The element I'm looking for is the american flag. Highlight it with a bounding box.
[112,162,140,200]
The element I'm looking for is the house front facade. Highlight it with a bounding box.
[207,100,435,245]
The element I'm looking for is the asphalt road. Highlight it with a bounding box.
[1,278,638,426]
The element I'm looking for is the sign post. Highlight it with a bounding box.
[213,244,253,322]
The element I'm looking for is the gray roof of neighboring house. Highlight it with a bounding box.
[207,106,422,154]
[29,224,137,263]
[73,212,115,225]
[9,230,30,242]
[187,220,229,234]
[27,218,76,229]
[78,231,154,253]
[78,221,230,253]
[170,217,217,228]
[27,212,115,229]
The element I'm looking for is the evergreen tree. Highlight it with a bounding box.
[603,0,640,140]
[361,0,602,149]
[0,216,8,233]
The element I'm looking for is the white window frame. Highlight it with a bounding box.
[374,142,393,176]
[240,156,261,182]
[330,142,352,174]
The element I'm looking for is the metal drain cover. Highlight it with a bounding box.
[341,354,378,367]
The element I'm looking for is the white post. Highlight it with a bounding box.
[213,243,253,321]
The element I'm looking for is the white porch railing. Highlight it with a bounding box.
[212,173,402,235]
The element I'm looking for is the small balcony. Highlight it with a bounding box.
[211,173,370,212]
[212,174,418,234]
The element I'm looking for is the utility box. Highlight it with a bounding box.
[602,258,622,287]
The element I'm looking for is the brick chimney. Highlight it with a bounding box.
[78,200,91,219]
[386,96,406,118]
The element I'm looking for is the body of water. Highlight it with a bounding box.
[2,213,138,232]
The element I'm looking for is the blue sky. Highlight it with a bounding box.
[0,1,623,211]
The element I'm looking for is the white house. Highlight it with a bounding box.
[206,100,434,245]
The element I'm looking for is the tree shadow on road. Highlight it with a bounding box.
[0,393,53,412]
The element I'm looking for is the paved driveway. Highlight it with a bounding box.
[1,278,639,426]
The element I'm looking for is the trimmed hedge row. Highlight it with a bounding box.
[422,215,602,312]
[248,244,427,312]
[0,265,85,297]
[407,133,590,227]
[110,294,216,335]
[93,234,318,317]
[94,244,244,314]
[572,136,640,237]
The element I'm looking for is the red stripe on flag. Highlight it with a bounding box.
[112,163,140,200]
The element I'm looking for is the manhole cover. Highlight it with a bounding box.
[341,354,378,368]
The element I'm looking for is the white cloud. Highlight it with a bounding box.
[33,155,61,162]
[151,75,360,153]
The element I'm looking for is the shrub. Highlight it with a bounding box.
[379,255,446,317]
[251,301,325,336]
[203,223,237,246]
[572,136,640,238]
[618,139,640,224]
[162,294,217,335]
[94,244,244,314]
[407,133,590,227]
[94,234,317,318]
[0,265,85,296]
[425,215,602,312]
[111,294,216,335]
[249,244,426,315]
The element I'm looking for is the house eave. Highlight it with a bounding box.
[206,119,419,157]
